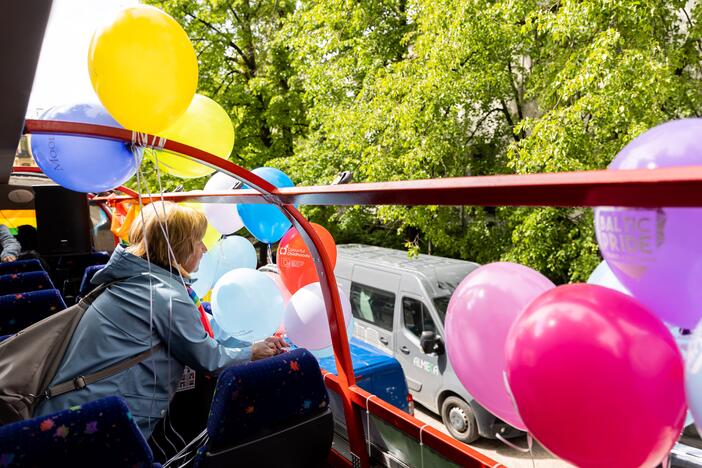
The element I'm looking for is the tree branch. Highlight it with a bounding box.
[506,60,524,121]
[185,12,254,73]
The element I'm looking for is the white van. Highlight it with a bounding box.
[334,244,521,443]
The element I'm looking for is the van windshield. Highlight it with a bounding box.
[433,296,451,323]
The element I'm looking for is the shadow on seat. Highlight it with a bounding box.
[0,271,55,296]
[0,289,66,335]
[194,348,333,468]
[0,396,158,467]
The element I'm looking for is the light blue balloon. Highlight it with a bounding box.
[237,167,295,244]
[587,260,631,296]
[685,325,702,432]
[31,103,142,192]
[191,236,257,296]
[212,269,284,342]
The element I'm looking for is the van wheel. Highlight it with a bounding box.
[440,396,479,444]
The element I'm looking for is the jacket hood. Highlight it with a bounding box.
[92,245,182,285]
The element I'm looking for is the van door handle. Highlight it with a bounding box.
[400,346,410,354]
[379,337,389,345]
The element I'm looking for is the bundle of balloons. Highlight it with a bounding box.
[199,193,352,358]
[444,119,702,467]
[31,5,235,192]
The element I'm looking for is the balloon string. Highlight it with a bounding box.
[267,244,273,265]
[528,434,536,468]
[130,130,166,150]
[418,423,428,468]
[495,432,531,453]
[364,394,377,457]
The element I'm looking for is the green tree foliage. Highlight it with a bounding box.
[141,0,702,284]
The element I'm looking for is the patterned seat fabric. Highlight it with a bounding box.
[0,271,55,296]
[205,348,330,451]
[0,259,44,275]
[0,289,66,335]
[0,396,156,468]
[78,264,105,298]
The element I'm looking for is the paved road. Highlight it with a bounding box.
[412,403,573,468]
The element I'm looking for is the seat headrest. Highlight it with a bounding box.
[207,348,329,451]
[0,259,43,275]
[0,271,54,295]
[79,264,105,297]
[0,396,154,467]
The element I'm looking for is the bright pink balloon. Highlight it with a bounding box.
[445,262,554,431]
[506,284,686,468]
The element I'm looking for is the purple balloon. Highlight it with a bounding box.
[594,119,702,328]
[444,262,555,430]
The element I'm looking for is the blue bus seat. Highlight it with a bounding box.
[0,259,44,275]
[194,348,333,468]
[318,338,410,412]
[0,289,66,335]
[0,271,55,296]
[0,396,158,467]
[78,264,105,298]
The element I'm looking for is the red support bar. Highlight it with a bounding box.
[23,120,279,196]
[90,165,702,208]
[22,120,372,467]
[322,371,499,467]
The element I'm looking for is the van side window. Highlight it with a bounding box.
[402,297,435,339]
[350,283,395,332]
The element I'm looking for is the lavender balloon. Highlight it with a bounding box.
[594,119,702,329]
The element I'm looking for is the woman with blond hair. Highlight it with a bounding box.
[34,201,286,436]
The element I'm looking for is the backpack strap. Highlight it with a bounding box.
[46,343,163,399]
[44,277,162,400]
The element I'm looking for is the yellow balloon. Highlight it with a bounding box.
[154,94,235,178]
[180,201,221,249]
[202,223,221,250]
[88,5,198,134]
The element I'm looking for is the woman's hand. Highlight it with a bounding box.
[251,336,290,360]
[265,336,289,354]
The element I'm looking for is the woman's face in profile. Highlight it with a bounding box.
[183,238,207,273]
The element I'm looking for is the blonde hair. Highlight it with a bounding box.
[127,201,207,275]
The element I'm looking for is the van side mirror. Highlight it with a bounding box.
[420,331,444,355]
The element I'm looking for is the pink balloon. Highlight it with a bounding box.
[284,282,352,351]
[506,284,686,468]
[264,271,292,306]
[445,262,554,431]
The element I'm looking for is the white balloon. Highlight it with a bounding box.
[284,282,353,351]
[203,172,244,235]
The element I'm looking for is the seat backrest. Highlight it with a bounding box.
[0,259,43,275]
[0,271,55,296]
[0,396,155,467]
[78,264,105,298]
[0,289,66,335]
[196,348,333,468]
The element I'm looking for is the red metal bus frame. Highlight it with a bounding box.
[24,119,702,468]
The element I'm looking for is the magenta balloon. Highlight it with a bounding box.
[506,284,686,467]
[445,262,554,431]
[594,119,702,329]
